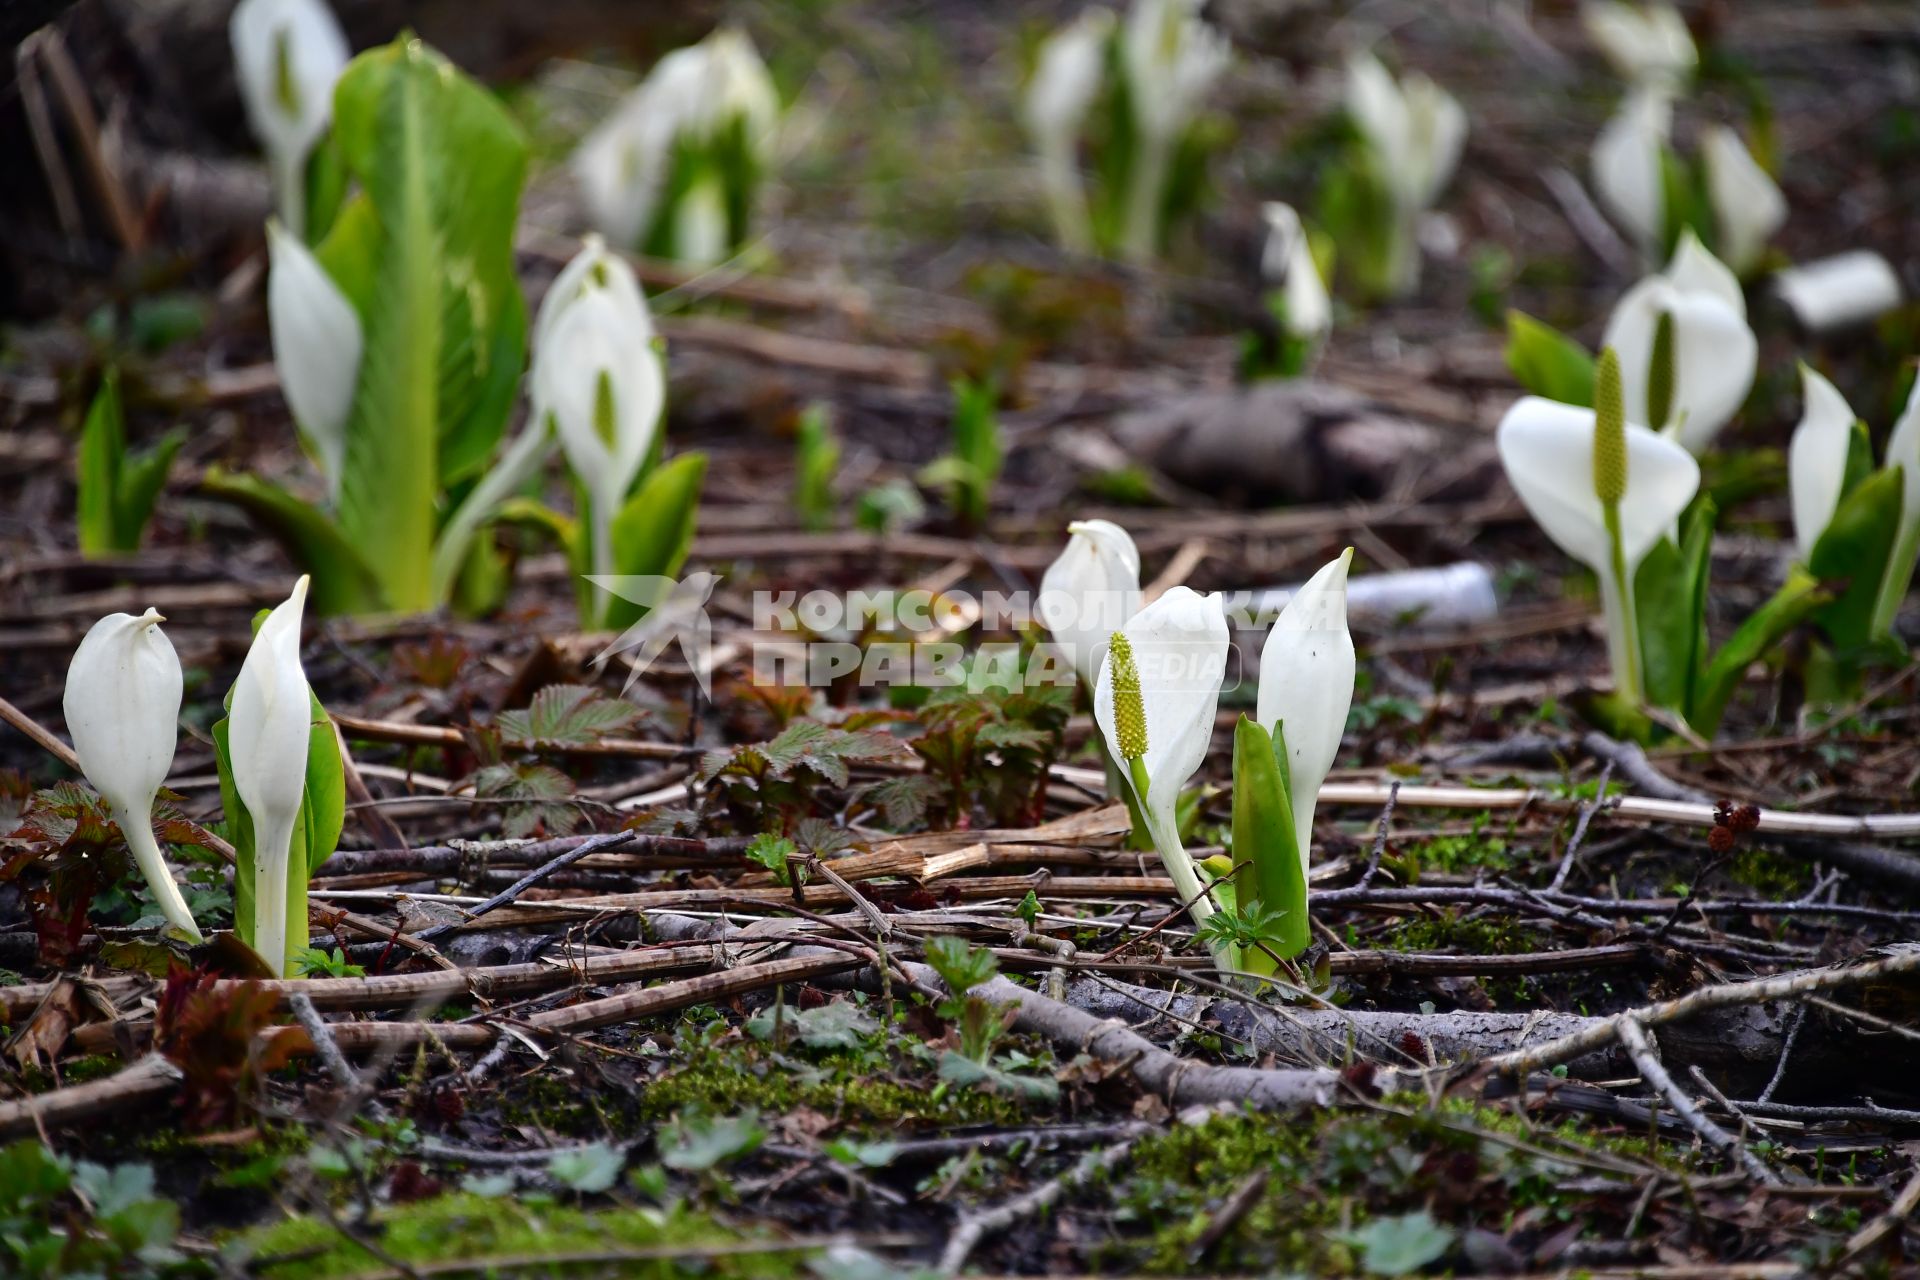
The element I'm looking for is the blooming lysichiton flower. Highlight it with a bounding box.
[1700,125,1786,276]
[1582,0,1695,90]
[1024,9,1114,254]
[1344,50,1467,294]
[1255,548,1354,874]
[1038,519,1142,690]
[1592,86,1672,257]
[1260,202,1332,344]
[265,220,362,498]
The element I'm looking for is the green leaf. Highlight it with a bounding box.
[746,1000,876,1050]
[496,684,642,746]
[1634,497,1715,716]
[1230,716,1308,970]
[794,402,841,531]
[1691,565,1827,738]
[1339,1210,1456,1275]
[198,468,382,615]
[742,832,799,886]
[602,452,708,630]
[923,935,998,996]
[320,38,529,611]
[1505,311,1595,407]
[216,687,345,972]
[1809,466,1904,658]
[547,1142,624,1194]
[660,1114,765,1173]
[75,371,124,556]
[115,427,188,551]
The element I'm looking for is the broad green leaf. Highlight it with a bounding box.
[1230,715,1308,970]
[1505,311,1595,407]
[1809,466,1903,658]
[604,452,708,630]
[1870,464,1917,640]
[1635,497,1715,715]
[75,371,124,556]
[198,468,382,616]
[1691,565,1826,738]
[497,685,642,745]
[1340,1210,1456,1276]
[216,690,345,973]
[319,38,529,611]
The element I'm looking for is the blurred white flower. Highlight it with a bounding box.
[266,220,362,498]
[64,609,202,941]
[1701,125,1786,276]
[1025,9,1114,253]
[1582,0,1695,90]
[1774,251,1903,334]
[1601,232,1756,454]
[230,0,350,235]
[1592,86,1672,256]
[1117,0,1230,263]
[1344,50,1466,293]
[1260,202,1332,341]
[1788,365,1857,561]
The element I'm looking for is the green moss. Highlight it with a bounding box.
[242,1193,805,1278]
[498,1071,645,1139]
[1727,846,1808,900]
[1382,913,1543,956]
[1099,1099,1667,1274]
[640,1039,1027,1129]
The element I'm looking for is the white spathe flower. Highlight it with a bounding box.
[1581,0,1695,89]
[1260,202,1332,341]
[1121,0,1230,143]
[571,28,777,253]
[535,271,666,579]
[1039,518,1142,689]
[1701,125,1786,276]
[230,0,350,234]
[1788,365,1857,561]
[266,220,362,499]
[1025,10,1113,149]
[1601,232,1756,454]
[1344,51,1467,216]
[229,576,315,977]
[1774,251,1904,335]
[1592,86,1672,255]
[1497,395,1701,684]
[64,610,202,942]
[1093,586,1229,937]
[1255,548,1354,875]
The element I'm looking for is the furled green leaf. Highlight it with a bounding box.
[604,452,708,630]
[197,468,382,616]
[115,427,188,551]
[76,374,124,557]
[1505,311,1595,407]
[1230,715,1308,971]
[1809,466,1903,658]
[1690,565,1827,738]
[216,689,345,972]
[1635,497,1715,716]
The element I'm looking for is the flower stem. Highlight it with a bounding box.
[1119,134,1170,266]
[255,817,295,978]
[1601,500,1644,703]
[117,806,204,943]
[1125,758,1228,966]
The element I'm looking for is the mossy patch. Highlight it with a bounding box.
[1096,1098,1667,1274]
[242,1192,805,1278]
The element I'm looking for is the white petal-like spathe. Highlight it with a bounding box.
[1788,365,1857,560]
[542,288,667,564]
[706,28,779,155]
[1497,396,1701,572]
[65,609,203,941]
[1122,0,1229,141]
[533,235,654,361]
[266,220,362,497]
[1592,88,1671,254]
[230,0,349,230]
[1260,203,1332,339]
[1774,251,1903,335]
[1038,518,1142,689]
[1601,241,1757,454]
[230,576,314,975]
[1025,10,1112,148]
[573,102,673,251]
[1092,585,1228,831]
[1701,125,1786,276]
[1255,549,1354,873]
[1345,53,1465,214]
[1665,228,1746,319]
[1582,0,1695,88]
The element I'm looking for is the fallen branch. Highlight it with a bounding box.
[1617,1017,1780,1185]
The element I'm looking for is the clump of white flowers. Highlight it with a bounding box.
[575,27,780,266]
